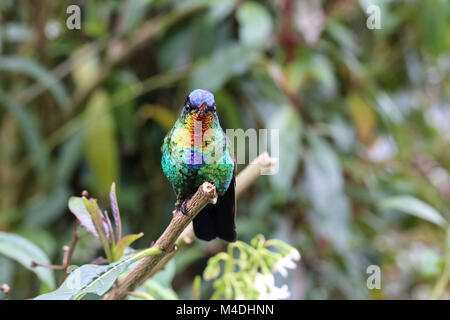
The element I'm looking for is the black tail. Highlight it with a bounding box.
[193,176,237,242]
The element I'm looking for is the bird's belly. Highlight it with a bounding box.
[162,146,234,196]
[196,163,234,195]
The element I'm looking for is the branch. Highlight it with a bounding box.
[103,182,218,300]
[59,222,80,285]
[236,152,278,196]
[103,153,278,300]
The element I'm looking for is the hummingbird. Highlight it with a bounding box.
[161,89,237,242]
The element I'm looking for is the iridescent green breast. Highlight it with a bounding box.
[161,118,234,196]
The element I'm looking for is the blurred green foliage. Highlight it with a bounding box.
[0,0,449,299]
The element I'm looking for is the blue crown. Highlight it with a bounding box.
[188,89,215,107]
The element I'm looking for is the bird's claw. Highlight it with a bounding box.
[176,197,191,216]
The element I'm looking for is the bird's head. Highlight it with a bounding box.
[184,89,216,115]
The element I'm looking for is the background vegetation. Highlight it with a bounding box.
[0,0,449,299]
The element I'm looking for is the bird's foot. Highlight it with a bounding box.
[176,197,191,216]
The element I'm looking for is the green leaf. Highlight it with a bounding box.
[140,279,178,300]
[214,90,243,129]
[118,0,149,35]
[0,232,55,289]
[206,0,236,23]
[69,196,114,261]
[419,0,448,55]
[0,56,70,110]
[304,134,351,249]
[190,43,260,91]
[110,182,122,241]
[82,198,113,261]
[268,106,302,195]
[34,247,161,300]
[68,197,99,237]
[0,256,15,299]
[25,185,70,227]
[113,233,144,262]
[348,93,376,143]
[3,23,34,43]
[131,258,176,300]
[72,54,101,92]
[83,90,119,194]
[379,196,447,227]
[151,259,176,287]
[236,1,272,47]
[191,275,201,300]
[55,131,84,185]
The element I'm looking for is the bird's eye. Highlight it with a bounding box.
[184,103,191,112]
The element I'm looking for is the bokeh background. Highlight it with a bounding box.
[0,0,449,299]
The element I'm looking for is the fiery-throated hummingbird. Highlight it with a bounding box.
[161,89,237,242]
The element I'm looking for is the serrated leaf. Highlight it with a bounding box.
[0,232,55,289]
[379,196,447,227]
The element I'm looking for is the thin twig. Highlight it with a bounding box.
[59,222,80,285]
[31,222,80,286]
[30,262,65,270]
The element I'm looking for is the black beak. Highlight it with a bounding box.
[198,102,207,114]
